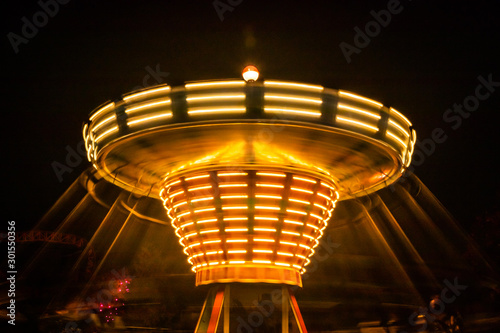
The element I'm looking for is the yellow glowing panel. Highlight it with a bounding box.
[203,240,221,245]
[253,249,273,253]
[292,176,317,184]
[313,203,327,211]
[198,218,218,224]
[255,217,279,221]
[194,208,216,214]
[190,196,214,203]
[255,206,280,211]
[229,261,246,264]
[306,223,319,230]
[277,252,294,257]
[389,120,410,137]
[254,228,277,232]
[83,123,89,139]
[173,201,187,208]
[90,102,114,121]
[254,238,275,242]
[339,91,383,108]
[126,99,171,114]
[200,229,219,234]
[127,112,172,126]
[336,116,379,132]
[123,86,170,101]
[222,206,248,210]
[284,220,304,226]
[95,126,118,142]
[404,130,417,168]
[280,241,297,246]
[219,184,248,188]
[187,107,246,116]
[290,187,313,194]
[320,182,335,190]
[282,231,300,236]
[175,207,190,216]
[253,260,272,264]
[289,198,310,205]
[186,94,245,102]
[187,186,212,194]
[256,183,284,189]
[286,209,307,216]
[264,107,321,117]
[223,217,248,221]
[92,114,116,132]
[255,195,282,200]
[226,239,248,243]
[220,195,248,199]
[264,81,324,91]
[317,192,332,201]
[225,228,248,232]
[218,172,248,176]
[185,174,210,181]
[275,262,291,267]
[264,94,322,104]
[256,172,286,177]
[390,107,412,127]
[310,213,323,221]
[185,80,245,89]
[387,130,408,149]
[165,179,181,187]
[228,250,247,254]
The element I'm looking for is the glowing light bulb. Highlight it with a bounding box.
[242,65,259,82]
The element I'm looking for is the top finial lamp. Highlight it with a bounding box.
[242,65,259,82]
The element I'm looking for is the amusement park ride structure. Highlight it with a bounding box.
[82,66,416,332]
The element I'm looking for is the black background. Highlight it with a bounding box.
[3,0,500,232]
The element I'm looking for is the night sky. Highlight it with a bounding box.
[3,0,499,232]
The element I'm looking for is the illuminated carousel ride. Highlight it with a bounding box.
[82,67,416,332]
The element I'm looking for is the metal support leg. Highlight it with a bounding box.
[195,286,225,333]
[288,287,308,333]
[282,286,289,333]
[223,285,230,333]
